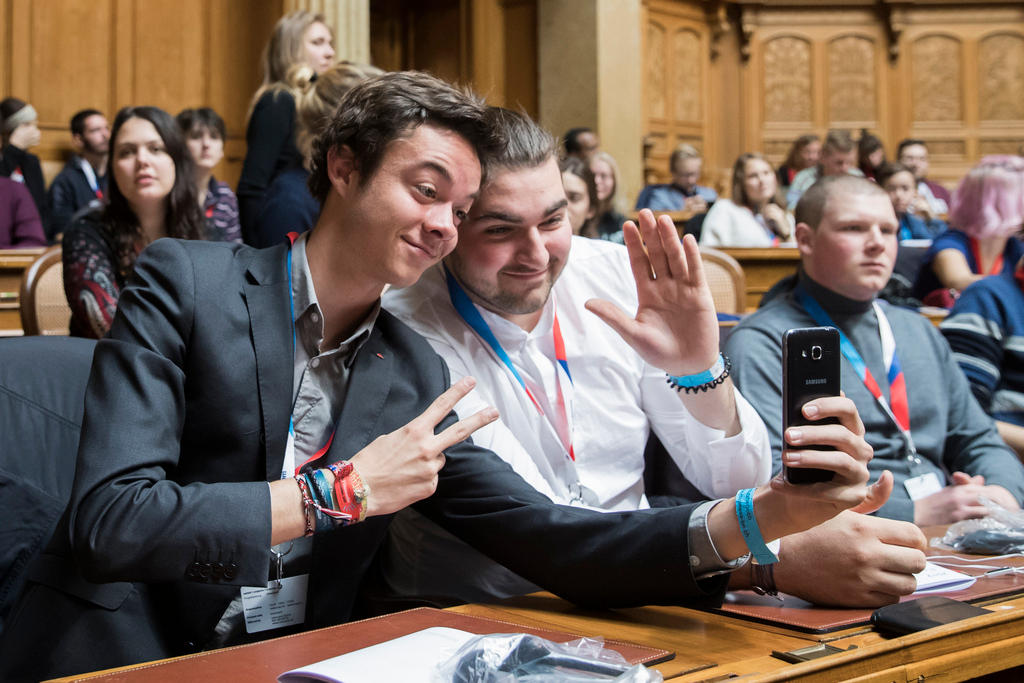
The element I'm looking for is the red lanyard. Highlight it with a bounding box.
[969,237,1004,276]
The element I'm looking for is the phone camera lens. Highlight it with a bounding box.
[811,345,823,361]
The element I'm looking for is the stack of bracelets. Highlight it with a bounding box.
[294,460,371,536]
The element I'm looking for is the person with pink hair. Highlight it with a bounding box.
[913,155,1024,306]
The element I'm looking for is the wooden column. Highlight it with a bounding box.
[537,0,644,210]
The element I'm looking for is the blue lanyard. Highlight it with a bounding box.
[443,265,575,460]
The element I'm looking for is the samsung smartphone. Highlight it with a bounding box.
[782,326,841,484]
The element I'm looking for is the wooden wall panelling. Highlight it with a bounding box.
[740,7,888,175]
[1,0,281,190]
[891,3,1024,187]
[642,0,709,188]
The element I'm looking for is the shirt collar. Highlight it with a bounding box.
[475,293,556,351]
[291,232,379,362]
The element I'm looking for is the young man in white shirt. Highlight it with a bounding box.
[381,108,925,609]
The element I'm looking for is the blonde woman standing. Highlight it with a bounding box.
[251,61,382,247]
[237,10,335,241]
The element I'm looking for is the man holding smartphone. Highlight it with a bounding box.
[380,110,925,609]
[728,174,1024,525]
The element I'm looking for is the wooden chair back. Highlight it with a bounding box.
[19,246,70,336]
[700,247,746,315]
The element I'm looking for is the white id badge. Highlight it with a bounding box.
[240,574,308,634]
[904,472,943,501]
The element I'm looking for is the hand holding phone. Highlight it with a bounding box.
[783,326,841,484]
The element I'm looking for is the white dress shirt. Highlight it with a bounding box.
[380,237,772,601]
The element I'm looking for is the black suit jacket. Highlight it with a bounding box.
[0,239,724,680]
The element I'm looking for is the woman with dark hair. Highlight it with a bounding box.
[237,10,336,241]
[777,133,820,189]
[559,156,598,237]
[176,107,241,243]
[857,129,886,181]
[62,106,212,338]
[0,97,47,225]
[701,153,793,247]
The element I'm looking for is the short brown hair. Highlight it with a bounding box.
[794,175,886,229]
[822,130,855,155]
[307,71,492,203]
[669,143,700,173]
[483,106,558,172]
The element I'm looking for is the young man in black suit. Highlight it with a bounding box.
[1,73,880,681]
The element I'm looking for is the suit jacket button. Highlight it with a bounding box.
[186,562,202,579]
[198,563,212,581]
[210,562,224,581]
[223,562,238,581]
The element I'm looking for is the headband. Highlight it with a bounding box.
[2,104,37,134]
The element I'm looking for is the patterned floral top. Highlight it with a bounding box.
[63,199,240,339]
[203,177,242,244]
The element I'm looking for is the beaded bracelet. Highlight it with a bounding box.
[294,476,316,537]
[666,353,732,394]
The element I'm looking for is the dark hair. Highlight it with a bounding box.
[875,161,914,188]
[308,71,491,204]
[897,138,927,158]
[795,174,887,229]
[559,155,599,233]
[563,127,594,156]
[485,107,557,171]
[782,134,820,170]
[70,109,104,137]
[104,106,204,278]
[0,97,27,122]
[857,129,885,174]
[175,107,227,141]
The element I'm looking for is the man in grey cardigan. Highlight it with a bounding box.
[727,175,1024,525]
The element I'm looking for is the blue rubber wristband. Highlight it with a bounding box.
[667,353,725,388]
[735,488,779,565]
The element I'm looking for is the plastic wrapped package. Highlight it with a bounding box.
[934,497,1024,555]
[435,633,663,683]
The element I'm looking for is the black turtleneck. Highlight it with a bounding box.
[795,270,888,399]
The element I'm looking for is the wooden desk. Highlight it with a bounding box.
[719,247,801,312]
[47,586,1024,682]
[0,247,45,335]
[452,591,1024,682]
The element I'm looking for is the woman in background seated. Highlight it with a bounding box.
[252,61,381,247]
[857,129,886,182]
[776,133,820,189]
[559,156,598,237]
[588,151,627,240]
[876,161,946,241]
[914,155,1024,307]
[237,10,335,241]
[0,176,46,248]
[700,153,793,247]
[63,107,212,338]
[176,107,241,244]
[0,97,47,225]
